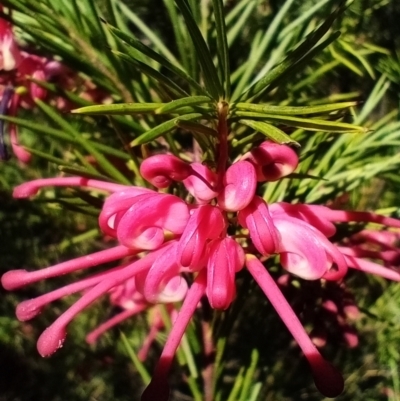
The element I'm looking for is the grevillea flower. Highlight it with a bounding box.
[0,12,107,162]
[0,9,21,71]
[4,141,400,400]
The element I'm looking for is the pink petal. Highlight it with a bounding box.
[140,154,192,188]
[238,196,280,256]
[99,189,154,237]
[273,216,329,280]
[176,205,225,270]
[138,242,186,303]
[182,162,218,203]
[206,238,244,309]
[117,193,189,250]
[244,141,298,182]
[217,160,257,211]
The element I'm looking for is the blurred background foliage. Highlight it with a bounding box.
[1,0,400,400]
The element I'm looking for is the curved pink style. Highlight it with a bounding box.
[1,245,136,290]
[15,266,125,321]
[217,160,257,211]
[36,247,166,357]
[140,154,192,188]
[246,255,344,397]
[141,271,207,401]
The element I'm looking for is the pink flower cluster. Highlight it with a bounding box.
[3,141,400,399]
[0,8,109,162]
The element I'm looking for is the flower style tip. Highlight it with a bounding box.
[246,255,343,397]
[217,160,257,211]
[16,299,43,321]
[1,269,30,290]
[307,352,344,398]
[140,154,192,188]
[37,324,67,357]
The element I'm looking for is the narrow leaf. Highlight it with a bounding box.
[130,113,202,146]
[212,0,230,98]
[234,101,358,116]
[175,0,222,99]
[236,1,346,101]
[113,50,189,98]
[35,99,131,184]
[239,119,300,146]
[0,115,130,160]
[104,21,208,95]
[237,113,366,133]
[156,96,213,114]
[72,103,163,115]
[120,332,151,385]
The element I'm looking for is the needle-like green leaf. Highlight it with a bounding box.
[0,115,130,160]
[175,0,223,99]
[72,103,163,115]
[156,96,213,114]
[239,119,300,146]
[130,113,202,146]
[35,99,131,184]
[212,0,230,99]
[104,21,208,95]
[236,1,346,101]
[237,113,366,133]
[233,101,358,116]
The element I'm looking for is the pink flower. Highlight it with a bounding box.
[206,237,244,309]
[4,146,400,399]
[217,160,257,211]
[182,162,219,203]
[0,13,21,71]
[140,154,192,188]
[242,140,299,181]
